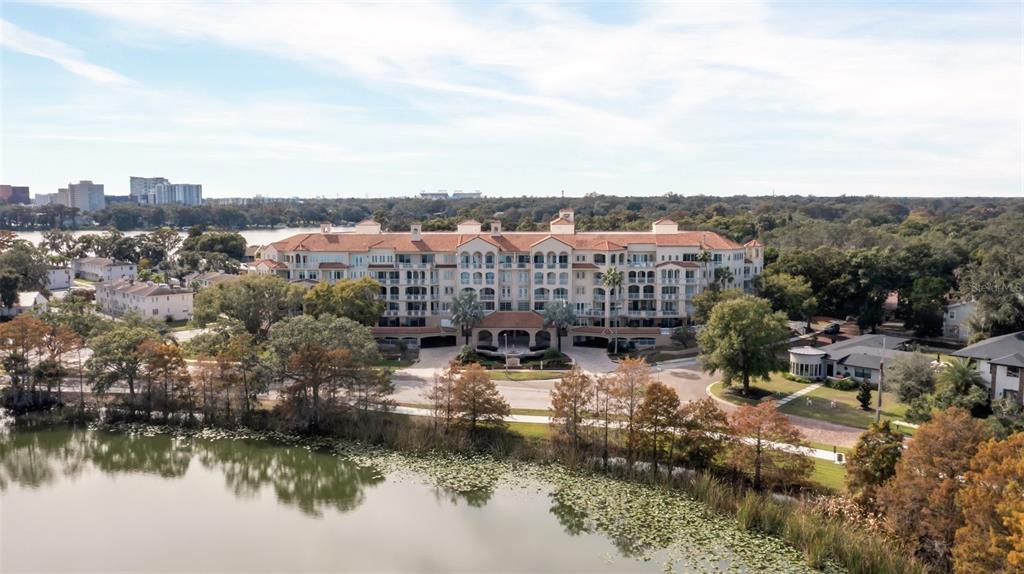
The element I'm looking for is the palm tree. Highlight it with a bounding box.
[543,299,577,353]
[696,249,712,292]
[602,266,624,354]
[936,358,990,412]
[451,290,483,347]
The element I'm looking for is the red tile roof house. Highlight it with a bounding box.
[255,210,765,349]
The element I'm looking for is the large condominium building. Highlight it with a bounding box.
[57,181,106,212]
[129,176,168,201]
[256,209,764,349]
[130,177,202,205]
[0,185,30,204]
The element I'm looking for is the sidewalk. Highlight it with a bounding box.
[393,405,846,462]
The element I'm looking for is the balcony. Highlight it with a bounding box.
[405,294,427,301]
[407,310,427,317]
[627,310,657,317]
[398,262,431,269]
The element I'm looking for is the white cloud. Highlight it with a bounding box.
[0,19,132,85]
[4,2,1021,197]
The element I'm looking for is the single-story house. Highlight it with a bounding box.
[95,279,193,322]
[0,291,49,318]
[953,330,1024,406]
[943,301,976,343]
[789,334,914,384]
[45,266,72,290]
[72,257,137,282]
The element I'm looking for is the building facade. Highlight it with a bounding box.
[954,331,1024,406]
[789,334,913,384]
[57,181,106,212]
[95,279,194,321]
[943,301,976,342]
[72,257,137,282]
[257,210,764,347]
[129,176,169,201]
[45,267,72,290]
[0,185,30,204]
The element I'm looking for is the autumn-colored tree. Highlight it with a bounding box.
[879,408,992,572]
[424,362,460,432]
[674,397,732,469]
[38,322,82,404]
[550,365,593,454]
[845,420,903,510]
[728,401,814,490]
[592,375,614,470]
[953,432,1024,574]
[137,340,190,420]
[609,358,652,469]
[0,314,47,401]
[452,363,510,431]
[636,381,680,475]
[216,332,266,419]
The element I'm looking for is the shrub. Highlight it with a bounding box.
[456,345,480,364]
[825,377,859,391]
[782,372,813,384]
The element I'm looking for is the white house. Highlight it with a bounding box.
[45,267,72,290]
[943,301,976,342]
[953,331,1024,406]
[72,257,137,282]
[95,279,194,322]
[184,271,240,290]
[789,334,914,384]
[1,292,49,318]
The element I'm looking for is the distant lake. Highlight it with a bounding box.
[15,226,349,247]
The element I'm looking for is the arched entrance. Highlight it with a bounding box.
[535,330,552,349]
[477,330,494,348]
[497,330,530,352]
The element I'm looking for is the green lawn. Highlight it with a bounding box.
[375,358,416,368]
[808,441,851,455]
[810,459,847,492]
[779,385,909,431]
[488,370,566,381]
[708,373,810,406]
[507,421,552,439]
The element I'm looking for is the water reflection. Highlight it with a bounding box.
[0,428,382,517]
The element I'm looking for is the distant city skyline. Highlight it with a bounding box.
[1,2,1021,198]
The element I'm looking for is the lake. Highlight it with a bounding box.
[14,226,341,248]
[0,427,818,573]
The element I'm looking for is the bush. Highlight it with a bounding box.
[825,377,859,391]
[904,396,933,423]
[477,345,497,352]
[456,345,480,364]
[782,372,813,384]
[543,347,562,362]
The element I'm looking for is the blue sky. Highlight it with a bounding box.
[1,1,1021,199]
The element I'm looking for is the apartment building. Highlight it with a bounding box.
[0,185,30,204]
[258,209,764,348]
[57,181,106,212]
[72,257,137,282]
[95,279,194,322]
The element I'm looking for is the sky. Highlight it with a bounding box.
[0,1,1021,199]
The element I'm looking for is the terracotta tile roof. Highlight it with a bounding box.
[549,216,573,225]
[267,229,742,254]
[656,261,698,268]
[318,262,349,269]
[744,239,763,247]
[478,311,546,329]
[252,259,288,269]
[653,217,676,224]
[572,262,598,269]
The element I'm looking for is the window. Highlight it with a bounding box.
[1003,389,1020,402]
[152,308,159,315]
[1008,366,1020,378]
[854,368,872,380]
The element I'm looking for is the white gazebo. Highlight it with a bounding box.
[789,346,827,379]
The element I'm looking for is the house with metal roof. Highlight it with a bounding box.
[789,334,914,384]
[953,331,1024,406]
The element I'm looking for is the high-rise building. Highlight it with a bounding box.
[130,176,202,205]
[129,176,168,201]
[33,192,57,205]
[0,185,30,204]
[151,182,202,205]
[57,181,106,212]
